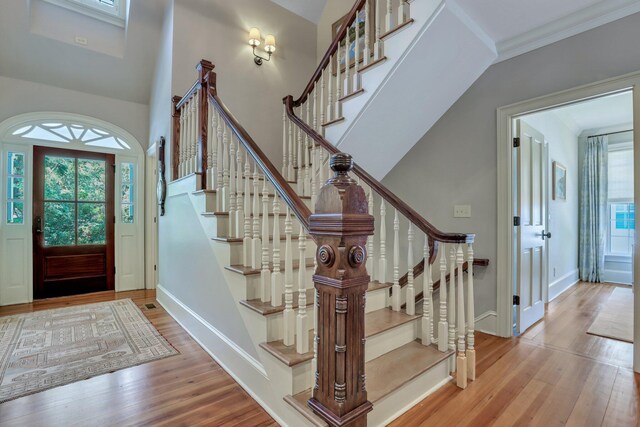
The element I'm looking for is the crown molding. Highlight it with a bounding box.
[495,0,640,63]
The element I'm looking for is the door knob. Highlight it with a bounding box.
[542,231,551,240]
[34,216,43,234]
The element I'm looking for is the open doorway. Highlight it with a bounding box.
[512,91,634,344]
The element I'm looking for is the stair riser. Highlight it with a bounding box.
[266,306,315,342]
[366,288,390,313]
[366,320,419,362]
[226,240,317,266]
[242,268,315,301]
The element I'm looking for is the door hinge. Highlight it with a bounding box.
[513,137,520,148]
[154,265,157,271]
[514,216,521,226]
[112,164,116,173]
[513,295,520,305]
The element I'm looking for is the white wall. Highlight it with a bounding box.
[0,75,149,149]
[171,0,318,168]
[381,12,640,318]
[522,112,580,300]
[316,0,350,62]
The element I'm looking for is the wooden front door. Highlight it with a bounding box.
[33,146,115,299]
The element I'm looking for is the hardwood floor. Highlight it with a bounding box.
[392,282,639,427]
[0,290,277,427]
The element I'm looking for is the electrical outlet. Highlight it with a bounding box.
[453,205,471,218]
[74,36,88,46]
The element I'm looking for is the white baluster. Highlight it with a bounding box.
[319,71,326,136]
[422,236,433,345]
[375,0,382,60]
[406,224,415,315]
[344,33,351,96]
[326,56,334,123]
[467,243,476,381]
[311,146,317,208]
[243,156,252,267]
[220,120,230,212]
[236,146,244,237]
[228,133,237,237]
[398,0,409,25]
[282,107,287,176]
[313,83,318,133]
[187,99,193,175]
[456,244,467,388]
[206,105,213,190]
[378,200,387,283]
[353,11,361,91]
[448,246,456,353]
[304,103,311,196]
[183,101,190,176]
[296,116,304,194]
[386,0,393,32]
[215,111,223,210]
[178,106,185,178]
[283,208,295,346]
[287,113,294,181]
[192,95,199,174]
[252,166,261,269]
[271,194,282,307]
[391,209,400,311]
[363,0,371,65]
[336,39,342,113]
[260,179,271,303]
[296,228,308,354]
[438,244,449,352]
[366,190,375,280]
[210,106,217,190]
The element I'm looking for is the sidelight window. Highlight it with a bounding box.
[6,152,25,224]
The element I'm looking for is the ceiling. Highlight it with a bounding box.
[552,91,633,133]
[0,0,166,105]
[269,0,327,24]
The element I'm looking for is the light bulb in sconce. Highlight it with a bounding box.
[264,35,276,53]
[248,27,261,47]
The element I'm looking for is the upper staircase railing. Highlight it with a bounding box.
[172,52,483,425]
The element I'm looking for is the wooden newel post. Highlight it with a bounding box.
[196,59,214,190]
[308,153,374,427]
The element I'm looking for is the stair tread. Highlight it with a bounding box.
[288,341,452,422]
[380,18,415,41]
[321,116,345,128]
[225,258,315,276]
[241,288,314,316]
[339,88,365,103]
[258,303,419,368]
[212,234,303,244]
[359,56,387,74]
[244,282,389,317]
[368,280,393,292]
[365,307,421,338]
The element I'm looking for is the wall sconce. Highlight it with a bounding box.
[249,27,276,66]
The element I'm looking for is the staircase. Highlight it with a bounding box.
[164,1,493,421]
[301,0,496,179]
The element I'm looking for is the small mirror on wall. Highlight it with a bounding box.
[553,161,567,200]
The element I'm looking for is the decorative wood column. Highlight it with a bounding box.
[308,153,374,427]
[196,59,214,190]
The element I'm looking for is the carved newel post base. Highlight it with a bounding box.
[308,153,374,427]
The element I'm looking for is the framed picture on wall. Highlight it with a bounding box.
[553,161,567,200]
[331,4,376,75]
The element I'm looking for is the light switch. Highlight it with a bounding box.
[454,205,471,218]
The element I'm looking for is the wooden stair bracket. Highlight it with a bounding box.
[308,153,374,427]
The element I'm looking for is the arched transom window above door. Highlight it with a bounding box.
[10,122,131,150]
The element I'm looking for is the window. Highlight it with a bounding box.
[41,0,126,27]
[6,152,25,224]
[607,144,634,256]
[12,122,131,150]
[121,162,134,223]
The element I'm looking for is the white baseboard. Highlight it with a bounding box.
[602,269,633,285]
[475,311,497,335]
[156,284,295,426]
[549,269,579,302]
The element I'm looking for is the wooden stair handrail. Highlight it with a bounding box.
[400,258,489,309]
[293,0,367,107]
[208,88,312,230]
[284,96,474,245]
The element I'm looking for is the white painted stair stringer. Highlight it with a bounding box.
[324,0,497,180]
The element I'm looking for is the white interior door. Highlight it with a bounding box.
[516,120,548,333]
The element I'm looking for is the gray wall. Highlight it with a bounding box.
[381,12,640,317]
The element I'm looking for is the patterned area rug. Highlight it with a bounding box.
[0,299,178,403]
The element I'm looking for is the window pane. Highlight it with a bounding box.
[121,204,134,224]
[7,152,24,176]
[120,162,134,223]
[78,159,106,201]
[608,149,634,201]
[44,202,76,246]
[7,202,24,224]
[7,177,24,200]
[78,203,106,245]
[44,156,76,200]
